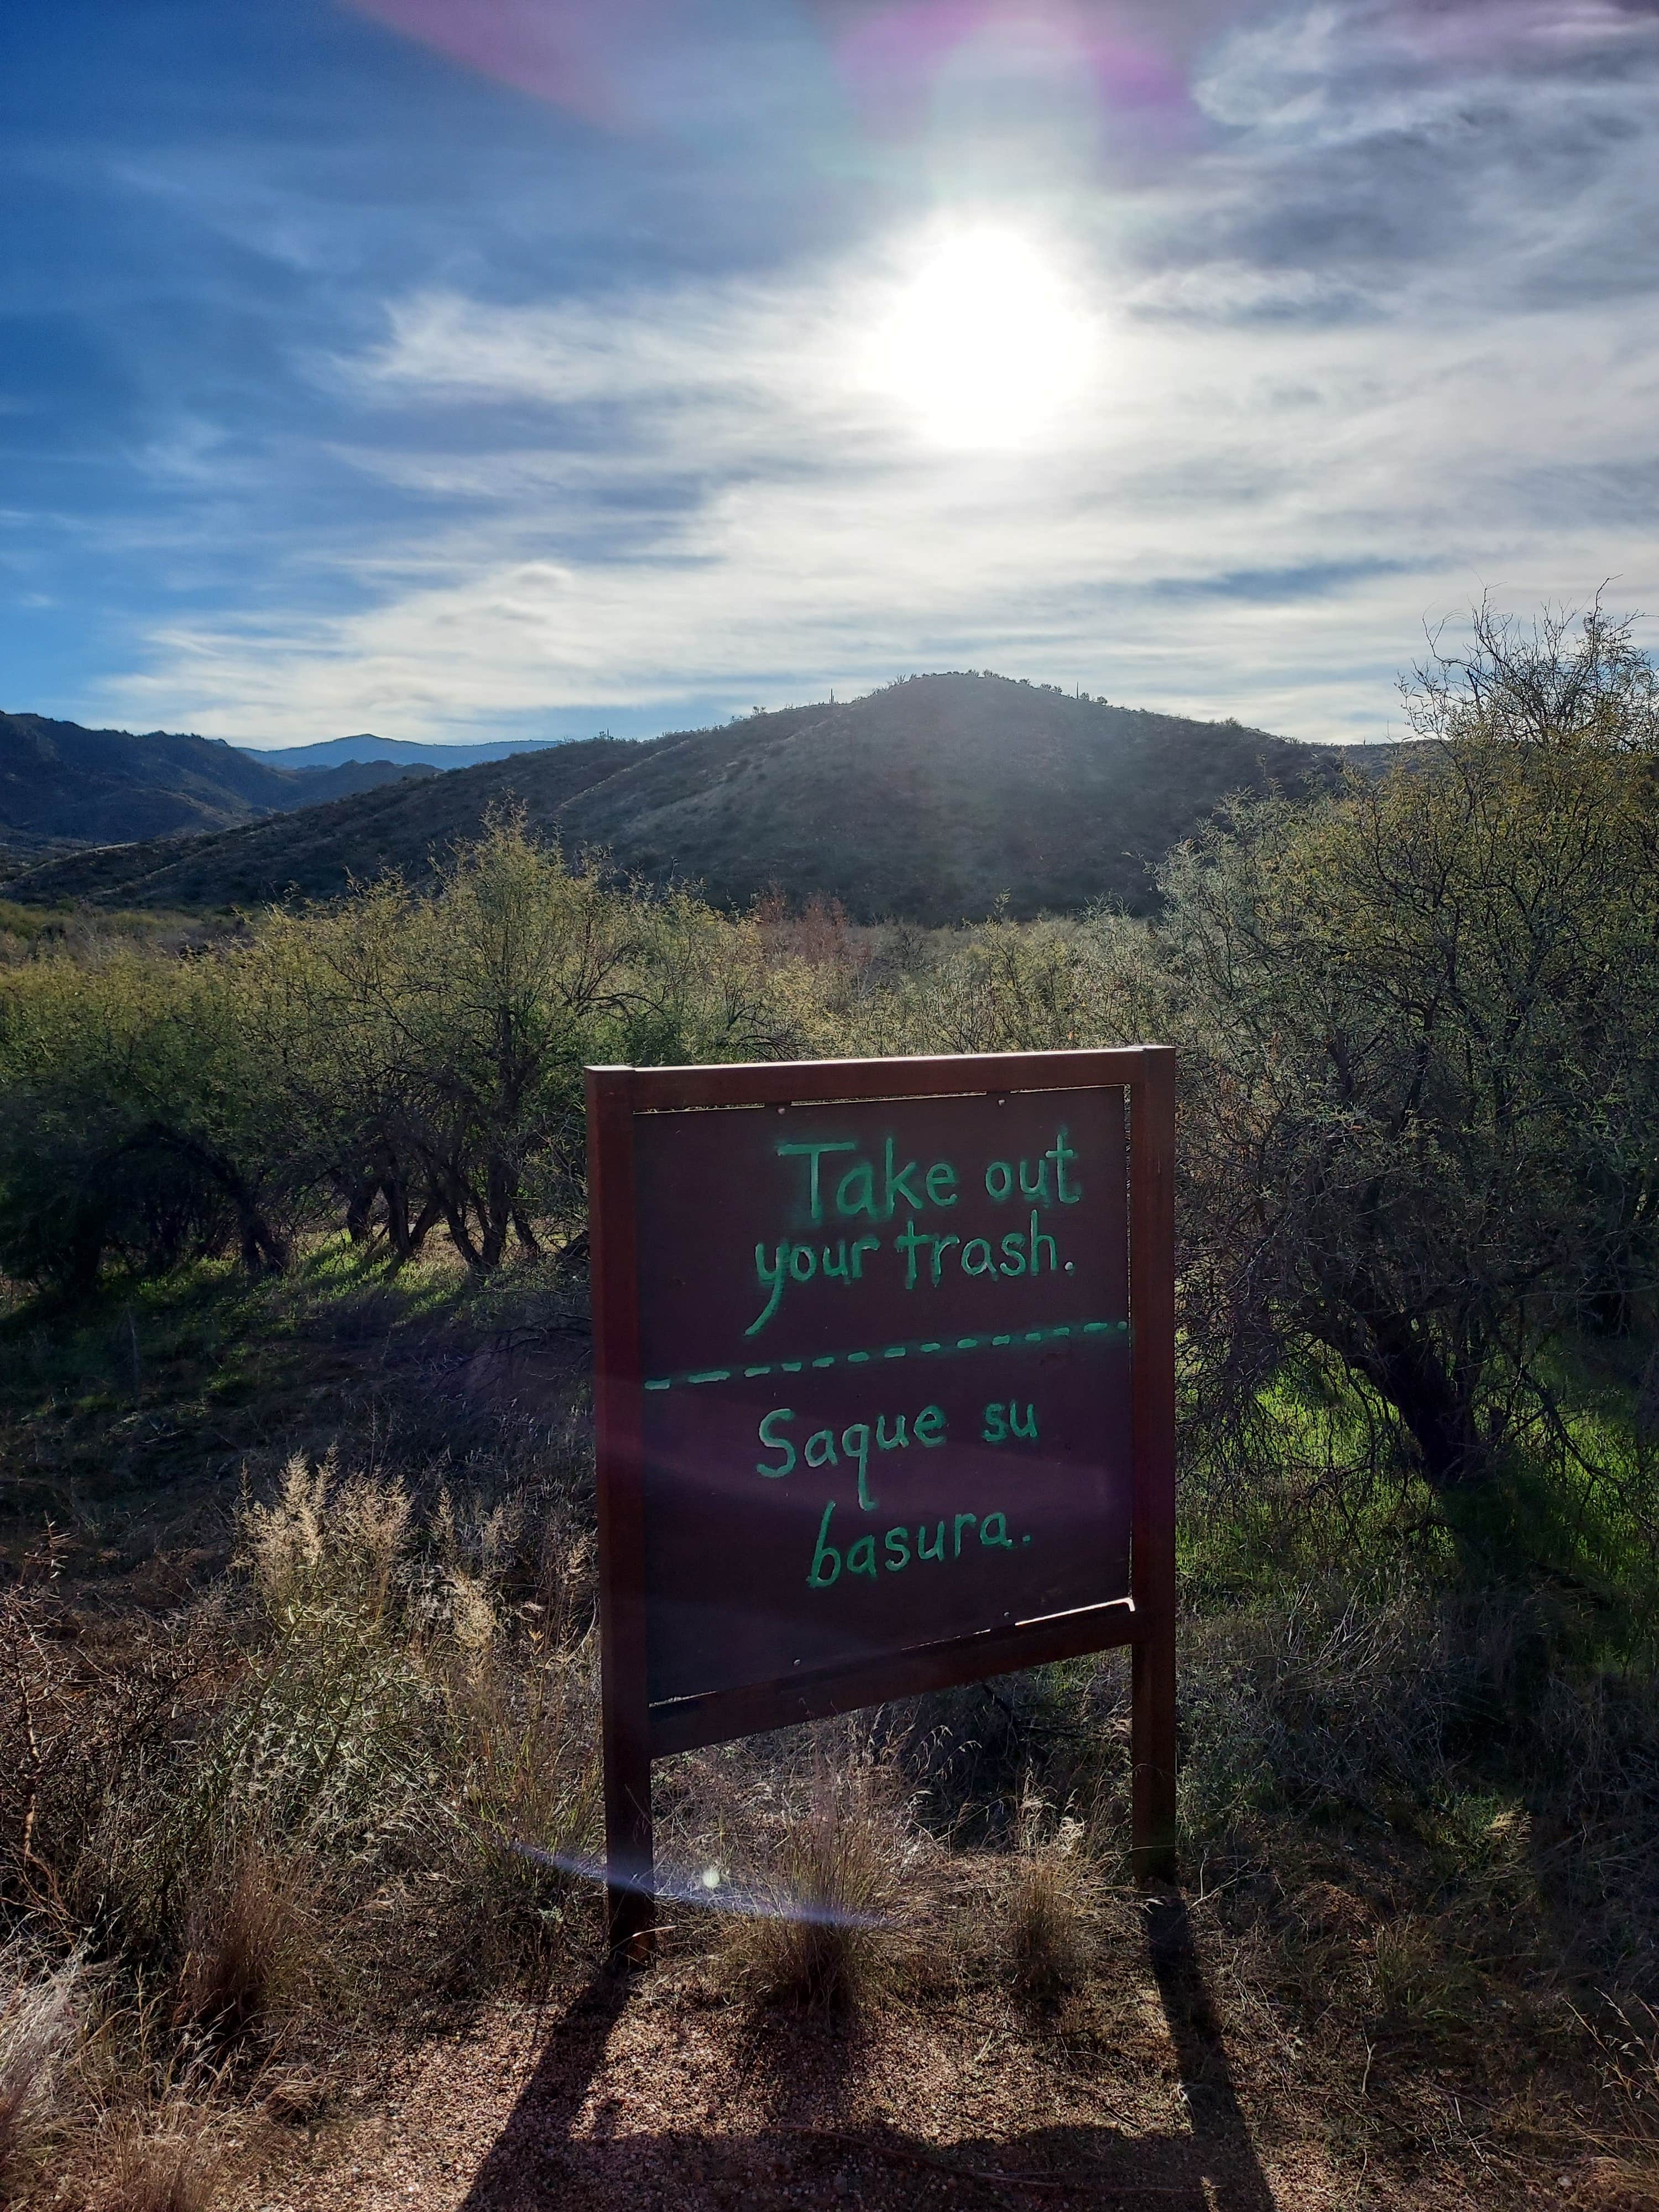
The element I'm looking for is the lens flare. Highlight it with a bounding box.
[508,1840,891,1927]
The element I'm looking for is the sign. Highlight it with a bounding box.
[587,1048,1175,1952]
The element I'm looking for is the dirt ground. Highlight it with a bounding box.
[249,1893,1646,2212]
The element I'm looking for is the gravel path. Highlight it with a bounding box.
[248,1934,1525,2212]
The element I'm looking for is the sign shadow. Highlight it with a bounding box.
[453,1894,1276,2210]
[1146,1890,1277,2212]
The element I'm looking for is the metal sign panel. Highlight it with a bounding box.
[632,1084,1131,1703]
[587,1049,1175,1953]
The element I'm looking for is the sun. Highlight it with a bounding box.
[866,226,1095,451]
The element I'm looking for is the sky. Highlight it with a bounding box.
[3,0,1658,748]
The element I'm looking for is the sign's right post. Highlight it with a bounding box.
[1130,1046,1177,1881]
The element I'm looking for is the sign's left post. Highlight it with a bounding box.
[586,1066,656,1961]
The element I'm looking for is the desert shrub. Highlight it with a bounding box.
[0,818,830,1293]
[0,952,289,1292]
[1147,604,1659,1503]
[253,823,637,1272]
[855,915,1115,1057]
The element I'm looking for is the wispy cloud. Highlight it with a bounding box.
[12,0,1658,744]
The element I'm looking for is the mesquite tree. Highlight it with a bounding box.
[1156,602,1659,1491]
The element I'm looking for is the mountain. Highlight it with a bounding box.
[5,734,650,907]
[0,712,433,855]
[7,675,1386,921]
[238,733,575,773]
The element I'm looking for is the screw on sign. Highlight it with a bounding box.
[586,1047,1176,1958]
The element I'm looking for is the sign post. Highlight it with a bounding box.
[587,1047,1176,1957]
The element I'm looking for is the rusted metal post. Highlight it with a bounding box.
[1130,1047,1178,1882]
[587,1066,656,1960]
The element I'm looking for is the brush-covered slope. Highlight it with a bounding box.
[8,734,656,907]
[0,711,431,854]
[558,675,1347,919]
[10,677,1359,919]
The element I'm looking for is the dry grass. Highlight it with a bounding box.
[13,1520,1659,2201]
[90,2105,230,2212]
[0,1942,82,2190]
[1369,1914,1476,2030]
[6,1256,1659,2206]
[0,1417,602,2205]
[708,1740,918,2013]
[171,1841,320,2050]
[1003,1793,1091,2005]
[240,1447,412,1626]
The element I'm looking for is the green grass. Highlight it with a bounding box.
[1173,1349,1659,1663]
[1176,1369,1457,1608]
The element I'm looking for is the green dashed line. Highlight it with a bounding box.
[641,1319,1126,1392]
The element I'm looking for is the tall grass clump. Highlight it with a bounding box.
[0,1942,83,2192]
[1003,1789,1091,2005]
[88,2107,230,2212]
[693,1736,920,2013]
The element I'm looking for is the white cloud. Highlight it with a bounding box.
[103,0,1659,745]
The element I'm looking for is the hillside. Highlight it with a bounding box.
[557,676,1360,920]
[0,711,431,854]
[9,676,1376,920]
[6,734,656,907]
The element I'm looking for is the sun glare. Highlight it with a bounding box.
[867,226,1094,451]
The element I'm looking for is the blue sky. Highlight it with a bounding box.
[4,0,1658,746]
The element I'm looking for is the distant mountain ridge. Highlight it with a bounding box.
[8,674,1393,921]
[0,711,434,854]
[237,733,575,773]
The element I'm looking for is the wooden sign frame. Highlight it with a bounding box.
[587,1047,1176,1955]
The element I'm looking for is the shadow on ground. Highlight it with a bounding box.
[455,1895,1276,2210]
